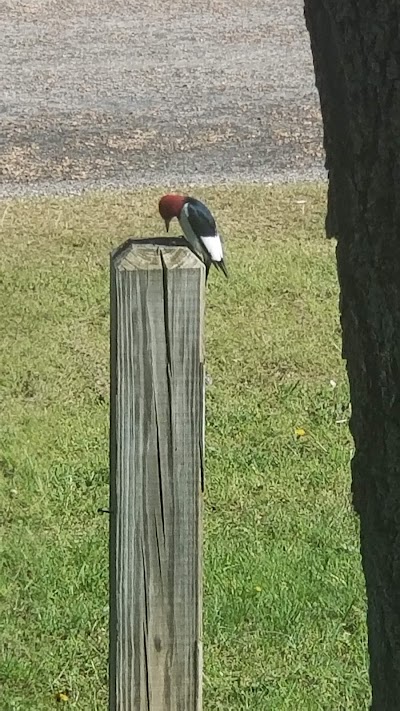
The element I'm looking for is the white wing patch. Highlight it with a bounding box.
[200,234,223,262]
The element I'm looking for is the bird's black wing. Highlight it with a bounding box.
[185,197,217,237]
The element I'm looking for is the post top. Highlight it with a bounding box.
[112,238,205,273]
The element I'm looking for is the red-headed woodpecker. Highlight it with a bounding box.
[158,194,228,279]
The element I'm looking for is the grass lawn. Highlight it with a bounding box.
[0,184,369,709]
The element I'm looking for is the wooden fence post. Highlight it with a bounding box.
[109,238,205,711]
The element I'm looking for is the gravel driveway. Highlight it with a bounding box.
[0,0,324,197]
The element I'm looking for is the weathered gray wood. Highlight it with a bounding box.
[109,239,205,711]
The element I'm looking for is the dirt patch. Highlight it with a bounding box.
[0,0,324,196]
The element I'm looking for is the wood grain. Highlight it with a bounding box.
[109,240,205,710]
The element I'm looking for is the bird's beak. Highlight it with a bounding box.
[165,219,170,233]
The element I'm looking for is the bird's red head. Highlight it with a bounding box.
[158,194,186,232]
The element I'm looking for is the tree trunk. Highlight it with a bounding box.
[304,2,400,708]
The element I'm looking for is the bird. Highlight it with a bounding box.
[158,194,228,279]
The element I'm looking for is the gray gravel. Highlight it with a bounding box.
[0,0,325,198]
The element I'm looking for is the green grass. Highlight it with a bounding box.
[0,184,369,709]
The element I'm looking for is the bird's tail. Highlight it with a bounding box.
[216,259,228,278]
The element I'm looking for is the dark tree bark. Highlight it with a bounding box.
[304,1,400,708]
